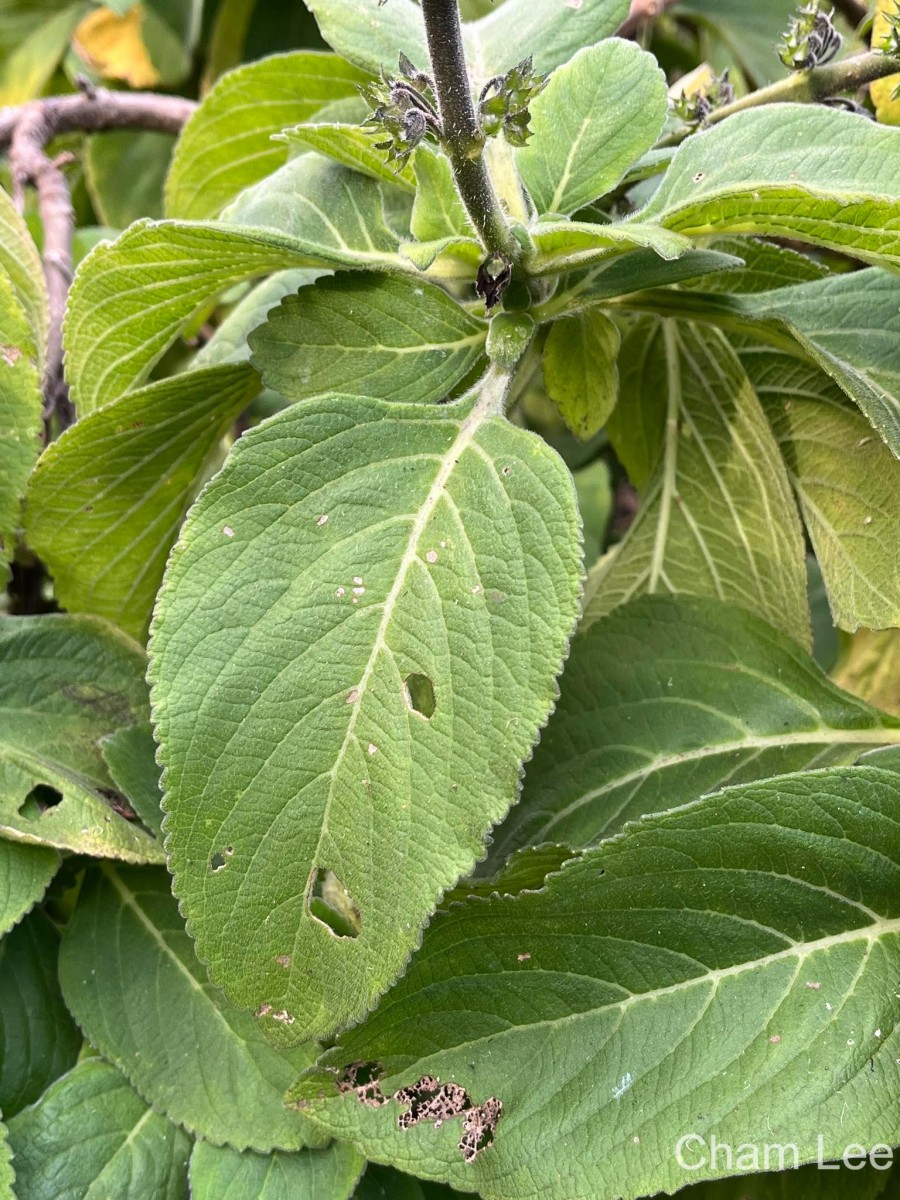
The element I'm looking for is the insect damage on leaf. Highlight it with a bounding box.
[336,1064,503,1163]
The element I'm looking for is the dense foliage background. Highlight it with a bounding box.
[1,1,899,1198]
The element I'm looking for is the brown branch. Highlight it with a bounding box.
[618,0,681,38]
[4,84,196,428]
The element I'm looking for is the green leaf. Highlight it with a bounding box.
[540,246,744,320]
[278,124,417,193]
[543,310,619,440]
[301,0,428,81]
[411,149,473,244]
[0,910,81,1118]
[488,595,900,858]
[0,614,162,862]
[7,1058,190,1200]
[85,130,174,229]
[99,723,164,839]
[739,343,900,631]
[249,275,487,405]
[304,0,629,80]
[149,381,583,1044]
[189,1140,365,1200]
[0,273,43,590]
[0,1119,12,1200]
[66,159,408,415]
[0,840,58,936]
[296,766,900,1200]
[193,270,326,369]
[517,41,667,217]
[24,364,261,640]
[739,271,900,460]
[587,319,809,645]
[468,0,630,78]
[529,221,691,276]
[0,186,49,353]
[166,52,369,220]
[636,106,900,269]
[683,236,829,295]
[59,865,327,1152]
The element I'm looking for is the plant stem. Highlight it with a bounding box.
[618,0,681,38]
[420,0,520,261]
[660,50,900,148]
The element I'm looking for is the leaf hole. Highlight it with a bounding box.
[17,784,63,820]
[307,868,361,938]
[209,847,233,872]
[404,673,436,718]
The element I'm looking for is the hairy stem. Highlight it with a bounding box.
[420,0,519,260]
[660,50,900,147]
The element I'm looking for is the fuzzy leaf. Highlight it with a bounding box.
[149,386,583,1044]
[541,247,744,320]
[0,185,48,353]
[586,319,809,644]
[303,0,629,80]
[517,40,667,217]
[188,1140,365,1200]
[542,310,619,440]
[740,343,900,631]
[59,865,327,1152]
[636,105,900,269]
[166,52,369,219]
[249,274,486,404]
[740,271,900,460]
[410,148,473,244]
[24,364,261,640]
[489,595,900,858]
[297,767,900,1200]
[0,910,81,1118]
[6,1058,191,1200]
[0,840,58,937]
[278,124,417,192]
[0,615,162,861]
[66,160,408,415]
[0,273,43,590]
[529,221,691,276]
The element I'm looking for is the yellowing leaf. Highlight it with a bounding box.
[834,629,900,716]
[73,4,160,88]
[871,0,900,125]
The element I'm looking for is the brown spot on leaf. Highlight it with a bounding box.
[397,1076,468,1130]
[459,1097,502,1163]
[0,344,22,366]
[338,1061,389,1107]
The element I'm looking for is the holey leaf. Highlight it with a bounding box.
[635,105,900,269]
[488,595,900,859]
[296,767,900,1200]
[149,379,583,1044]
[0,614,163,862]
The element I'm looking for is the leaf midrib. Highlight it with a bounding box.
[313,378,505,880]
[536,725,900,838]
[373,916,900,1077]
